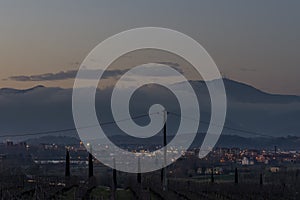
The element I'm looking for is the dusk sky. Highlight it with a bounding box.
[0,0,299,95]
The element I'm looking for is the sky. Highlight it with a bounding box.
[0,0,299,95]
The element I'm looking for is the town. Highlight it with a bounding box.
[1,139,300,199]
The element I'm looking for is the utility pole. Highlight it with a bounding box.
[162,110,168,191]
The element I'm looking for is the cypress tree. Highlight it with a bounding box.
[235,167,238,184]
[65,149,70,177]
[211,168,214,183]
[88,153,93,178]
[137,157,141,184]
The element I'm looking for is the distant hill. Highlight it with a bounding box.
[0,78,299,140]
[215,134,300,150]
[25,134,300,151]
[26,135,80,145]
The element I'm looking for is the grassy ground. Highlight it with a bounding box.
[57,187,77,200]
[116,189,134,200]
[89,186,111,199]
[89,186,134,200]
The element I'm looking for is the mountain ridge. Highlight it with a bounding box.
[0,78,299,138]
[1,78,299,97]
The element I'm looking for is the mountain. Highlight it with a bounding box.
[222,78,300,103]
[0,78,299,140]
[0,85,45,95]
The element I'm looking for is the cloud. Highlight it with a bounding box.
[8,69,128,82]
[9,71,77,81]
[7,62,184,82]
[124,63,184,77]
[157,62,180,67]
[157,62,183,73]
